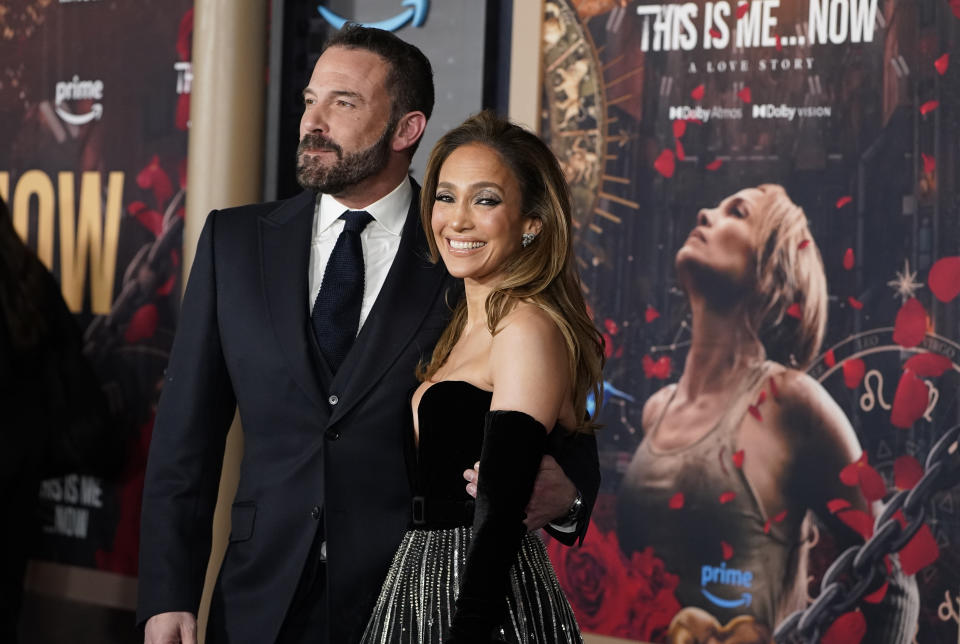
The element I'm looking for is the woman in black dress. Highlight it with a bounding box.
[362,111,604,643]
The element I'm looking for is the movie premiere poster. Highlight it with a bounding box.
[0,0,192,584]
[540,0,960,642]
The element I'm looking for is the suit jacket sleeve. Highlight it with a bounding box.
[137,211,238,625]
[544,428,600,546]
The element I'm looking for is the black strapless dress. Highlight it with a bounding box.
[360,381,582,643]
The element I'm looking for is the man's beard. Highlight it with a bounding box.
[296,120,395,194]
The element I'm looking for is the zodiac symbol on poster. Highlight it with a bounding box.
[860,369,939,422]
[937,589,960,644]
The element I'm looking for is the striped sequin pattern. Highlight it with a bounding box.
[361,528,582,643]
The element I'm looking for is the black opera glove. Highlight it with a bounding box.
[447,410,548,643]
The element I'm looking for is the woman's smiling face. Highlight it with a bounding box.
[431,143,539,287]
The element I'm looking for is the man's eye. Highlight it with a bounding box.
[336,100,355,108]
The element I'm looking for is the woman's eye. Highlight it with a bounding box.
[476,195,502,206]
[435,193,454,203]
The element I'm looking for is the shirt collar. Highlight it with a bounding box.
[314,177,411,239]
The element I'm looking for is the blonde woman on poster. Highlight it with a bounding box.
[618,185,919,643]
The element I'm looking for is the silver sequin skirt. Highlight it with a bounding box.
[360,527,582,643]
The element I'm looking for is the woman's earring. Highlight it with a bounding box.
[521,232,537,248]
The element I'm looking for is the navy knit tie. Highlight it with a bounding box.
[311,210,374,373]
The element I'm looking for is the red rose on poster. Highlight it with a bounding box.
[673,119,687,139]
[548,524,682,641]
[892,298,927,347]
[548,524,631,632]
[893,454,923,490]
[691,84,705,101]
[645,305,661,323]
[737,86,752,103]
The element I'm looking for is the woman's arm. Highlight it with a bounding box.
[447,307,571,643]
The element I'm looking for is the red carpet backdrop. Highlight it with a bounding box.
[540,0,960,642]
[0,0,193,578]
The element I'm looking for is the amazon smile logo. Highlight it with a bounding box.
[700,561,754,609]
[317,0,429,31]
[54,75,104,126]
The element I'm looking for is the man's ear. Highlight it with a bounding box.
[392,111,427,154]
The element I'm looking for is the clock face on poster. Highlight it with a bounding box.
[540,0,640,259]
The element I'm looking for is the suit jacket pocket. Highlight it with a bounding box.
[229,502,256,542]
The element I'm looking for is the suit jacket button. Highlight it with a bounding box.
[325,429,340,441]
[328,395,339,405]
[311,505,320,520]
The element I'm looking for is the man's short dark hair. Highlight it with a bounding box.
[323,24,435,154]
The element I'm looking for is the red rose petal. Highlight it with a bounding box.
[863,579,889,604]
[952,0,960,19]
[691,84,705,101]
[893,298,927,347]
[935,53,949,75]
[645,305,661,323]
[890,368,930,429]
[904,352,952,377]
[836,509,874,540]
[798,239,810,250]
[929,256,960,302]
[124,304,159,343]
[763,520,771,534]
[642,354,673,380]
[843,248,855,270]
[827,498,852,513]
[669,492,685,509]
[921,153,936,173]
[898,523,939,574]
[836,195,852,208]
[756,390,766,406]
[848,296,864,310]
[769,376,780,401]
[747,405,762,421]
[773,510,787,523]
[737,86,752,103]
[732,449,745,468]
[822,611,866,644]
[654,148,676,178]
[839,461,861,486]
[842,358,866,389]
[736,2,750,19]
[824,348,837,367]
[675,139,686,161]
[603,318,619,335]
[893,455,924,490]
[775,34,782,51]
[709,27,722,38]
[786,303,802,319]
[156,274,177,297]
[721,541,734,560]
[673,119,687,139]
[920,100,939,115]
[719,491,736,504]
[706,158,723,171]
[858,464,887,502]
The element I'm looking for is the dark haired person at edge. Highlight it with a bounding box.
[0,196,114,643]
[138,26,600,644]
[617,186,919,643]
[360,111,604,643]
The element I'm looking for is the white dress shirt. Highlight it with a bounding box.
[307,178,411,332]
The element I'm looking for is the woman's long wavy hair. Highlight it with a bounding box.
[417,111,604,432]
[0,196,47,351]
[748,184,828,369]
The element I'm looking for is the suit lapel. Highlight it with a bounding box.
[259,189,331,411]
[329,180,448,425]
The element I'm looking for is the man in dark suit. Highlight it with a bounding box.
[138,25,599,644]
